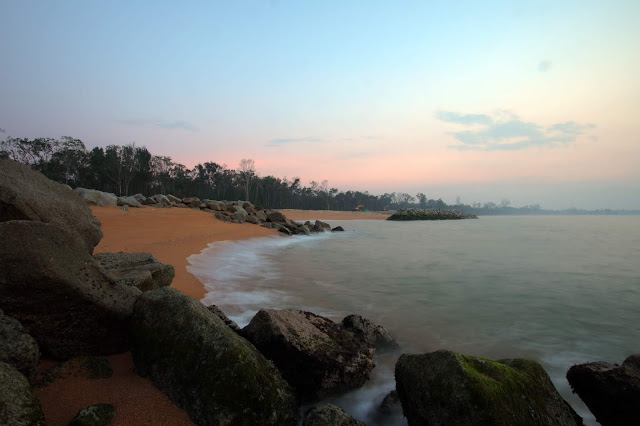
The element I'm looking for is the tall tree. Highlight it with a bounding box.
[238,159,256,202]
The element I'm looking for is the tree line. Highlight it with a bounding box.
[6,133,625,215]
[0,134,450,211]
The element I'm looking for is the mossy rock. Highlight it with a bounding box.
[395,350,582,426]
[130,287,298,425]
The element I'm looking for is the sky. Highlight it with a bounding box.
[1,1,639,210]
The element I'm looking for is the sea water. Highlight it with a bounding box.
[188,216,640,425]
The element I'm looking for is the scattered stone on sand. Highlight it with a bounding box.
[0,309,40,382]
[302,403,365,426]
[242,309,375,402]
[94,252,175,292]
[67,403,115,426]
[0,158,103,253]
[0,221,140,359]
[36,356,113,387]
[395,350,583,426]
[0,361,45,426]
[341,314,398,351]
[566,354,640,426]
[130,287,298,425]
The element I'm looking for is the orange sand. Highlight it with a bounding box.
[36,206,279,425]
[279,209,390,221]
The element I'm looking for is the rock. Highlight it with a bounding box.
[151,194,170,205]
[303,404,365,426]
[166,194,182,203]
[74,188,118,207]
[116,196,141,208]
[205,305,241,334]
[0,221,140,359]
[182,196,201,206]
[0,361,45,425]
[94,252,175,292]
[130,287,298,425]
[566,354,640,426]
[245,214,260,224]
[378,390,401,416]
[0,309,39,382]
[232,206,248,223]
[214,211,230,222]
[68,403,115,426]
[255,209,267,222]
[261,222,275,229]
[242,309,375,401]
[312,220,332,232]
[0,159,103,253]
[266,209,287,223]
[387,208,478,221]
[395,350,582,426]
[288,224,310,235]
[132,193,146,203]
[332,226,345,232]
[36,356,113,387]
[244,205,256,215]
[341,314,398,350]
[275,223,292,235]
[172,202,188,208]
[142,197,156,205]
[205,200,224,211]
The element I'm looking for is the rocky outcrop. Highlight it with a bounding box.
[68,403,115,426]
[332,226,345,232]
[36,356,113,387]
[387,209,478,221]
[206,305,241,334]
[566,354,640,426]
[266,210,287,223]
[151,194,170,206]
[242,309,375,401]
[0,221,140,359]
[74,188,118,207]
[395,350,582,426]
[94,252,174,292]
[0,309,39,382]
[130,287,298,425]
[116,196,141,208]
[312,220,331,232]
[0,361,45,426]
[341,314,398,351]
[303,404,365,426]
[0,159,102,253]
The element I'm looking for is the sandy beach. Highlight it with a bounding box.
[36,206,279,425]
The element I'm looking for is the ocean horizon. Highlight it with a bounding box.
[188,215,640,425]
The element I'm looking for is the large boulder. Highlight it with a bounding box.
[130,287,298,425]
[303,404,365,426]
[341,314,398,351]
[116,196,141,208]
[74,188,118,207]
[0,221,140,359]
[395,350,582,426]
[566,354,640,426]
[94,252,175,292]
[242,309,375,401]
[205,305,241,334]
[0,309,39,381]
[0,159,102,253]
[0,361,45,426]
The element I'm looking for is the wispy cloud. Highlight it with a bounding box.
[266,137,324,147]
[118,118,198,132]
[538,60,553,72]
[436,110,595,151]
